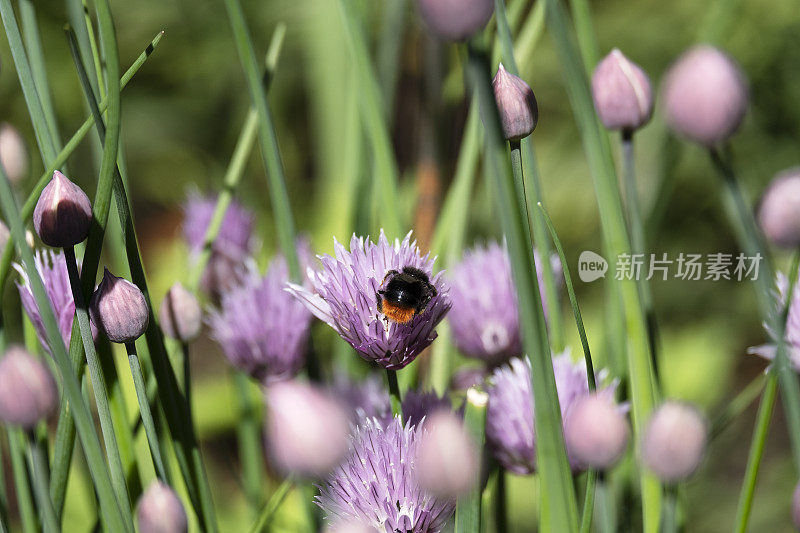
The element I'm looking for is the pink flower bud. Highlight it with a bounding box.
[0,346,58,428]
[33,170,92,248]
[492,64,539,141]
[415,0,494,41]
[792,480,800,530]
[758,169,800,248]
[643,401,707,482]
[136,481,188,533]
[592,49,653,132]
[564,393,629,469]
[266,380,350,477]
[90,269,150,343]
[160,283,201,342]
[0,123,29,185]
[415,409,480,498]
[662,45,748,146]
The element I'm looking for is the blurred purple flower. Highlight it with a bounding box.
[486,351,620,474]
[183,193,255,260]
[208,247,313,384]
[317,416,455,532]
[15,250,84,354]
[402,389,452,428]
[287,231,451,370]
[329,371,391,424]
[183,194,255,298]
[448,242,561,367]
[748,271,800,370]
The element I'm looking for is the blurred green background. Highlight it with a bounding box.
[2,0,800,530]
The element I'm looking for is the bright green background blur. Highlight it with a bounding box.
[2,0,800,530]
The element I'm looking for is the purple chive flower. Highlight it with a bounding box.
[183,193,255,297]
[486,352,621,474]
[402,389,453,428]
[15,250,86,354]
[183,193,255,259]
[208,248,313,384]
[448,242,561,367]
[748,271,800,370]
[287,231,451,370]
[317,416,455,532]
[329,371,391,424]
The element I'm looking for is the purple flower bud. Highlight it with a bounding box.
[492,64,539,141]
[564,393,629,469]
[90,269,150,343]
[758,169,800,248]
[159,283,201,343]
[266,380,350,478]
[642,401,707,482]
[415,0,494,41]
[415,409,480,499]
[0,346,58,428]
[33,171,92,248]
[662,45,748,146]
[0,123,29,185]
[592,49,653,132]
[792,480,800,530]
[136,481,188,533]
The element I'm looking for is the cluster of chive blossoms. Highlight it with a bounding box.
[486,352,623,474]
[287,231,451,369]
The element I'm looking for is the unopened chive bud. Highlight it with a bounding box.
[564,393,629,469]
[662,45,748,146]
[90,269,150,343]
[0,346,58,428]
[592,49,653,132]
[415,410,479,498]
[160,282,202,343]
[33,170,92,248]
[758,169,800,248]
[415,0,494,41]
[792,480,800,530]
[642,401,707,482]
[492,64,539,141]
[0,123,29,185]
[136,481,188,533]
[266,380,350,478]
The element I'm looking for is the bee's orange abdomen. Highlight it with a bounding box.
[381,300,416,324]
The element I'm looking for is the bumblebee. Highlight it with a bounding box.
[376,266,437,324]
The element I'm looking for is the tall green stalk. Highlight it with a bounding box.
[222,0,302,281]
[455,389,488,533]
[467,39,578,532]
[493,0,564,349]
[335,0,403,238]
[544,0,661,528]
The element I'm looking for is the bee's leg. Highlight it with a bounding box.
[428,283,438,298]
[376,292,383,313]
